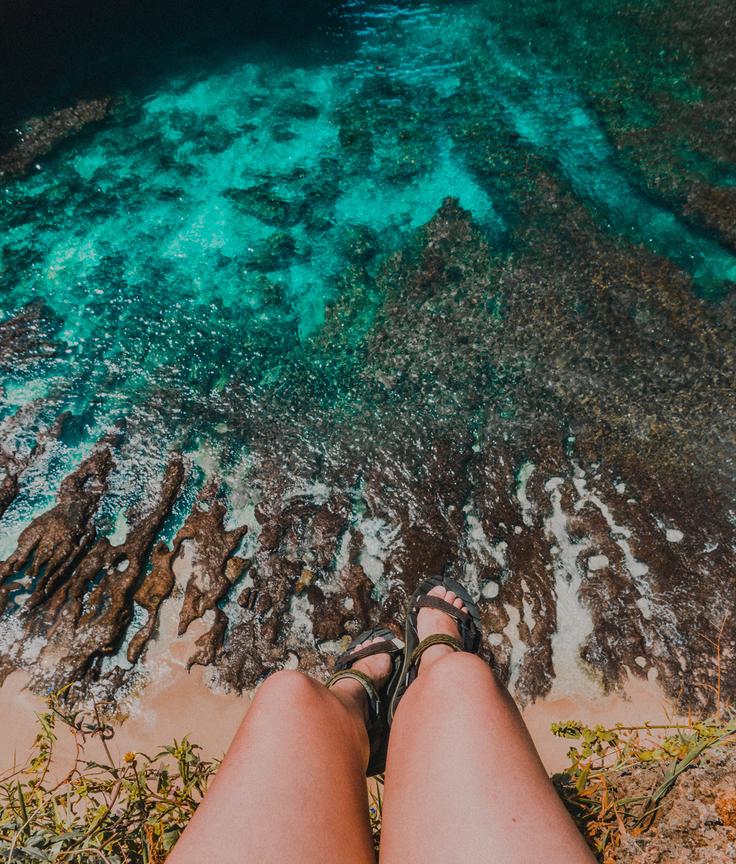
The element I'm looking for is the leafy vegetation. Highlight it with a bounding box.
[2,687,733,862]
[553,714,736,862]
[0,689,218,863]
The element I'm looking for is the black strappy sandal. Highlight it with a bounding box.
[326,626,405,776]
[388,576,481,723]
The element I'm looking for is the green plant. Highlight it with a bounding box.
[4,686,732,863]
[0,689,218,863]
[552,715,736,862]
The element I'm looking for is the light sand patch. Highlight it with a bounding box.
[0,665,247,784]
[523,670,682,773]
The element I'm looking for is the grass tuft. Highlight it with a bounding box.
[552,714,736,862]
[0,689,217,863]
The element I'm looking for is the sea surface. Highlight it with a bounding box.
[1,0,734,710]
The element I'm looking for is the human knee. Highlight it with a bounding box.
[419,650,497,692]
[231,670,347,760]
[253,669,325,712]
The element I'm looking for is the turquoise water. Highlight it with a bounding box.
[1,0,735,516]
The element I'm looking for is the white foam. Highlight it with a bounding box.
[574,478,680,640]
[588,554,609,572]
[502,602,526,692]
[356,516,401,596]
[516,462,536,526]
[107,512,129,545]
[283,481,332,504]
[636,597,653,621]
[543,477,597,698]
[287,592,315,644]
[481,580,499,599]
[284,652,300,670]
[462,505,504,597]
[317,525,352,597]
[522,594,535,632]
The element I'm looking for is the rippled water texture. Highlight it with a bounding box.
[3,0,735,437]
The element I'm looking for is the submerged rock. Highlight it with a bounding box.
[0,192,733,716]
[0,301,58,373]
[224,184,304,228]
[0,98,111,181]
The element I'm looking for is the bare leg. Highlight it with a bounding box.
[169,639,391,864]
[380,588,595,864]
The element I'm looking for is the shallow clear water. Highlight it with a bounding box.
[1,0,735,712]
[1,0,735,516]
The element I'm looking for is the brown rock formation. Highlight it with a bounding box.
[0,437,116,619]
[218,494,359,690]
[0,196,733,716]
[187,608,229,671]
[0,446,187,689]
[0,301,57,374]
[175,482,248,637]
[0,98,111,181]
[126,540,177,664]
[126,480,249,667]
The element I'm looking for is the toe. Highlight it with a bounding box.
[444,590,457,605]
[453,596,464,609]
[348,635,379,658]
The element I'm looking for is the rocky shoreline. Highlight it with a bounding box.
[1,197,733,716]
[1,6,735,857]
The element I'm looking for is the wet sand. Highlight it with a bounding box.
[524,670,683,772]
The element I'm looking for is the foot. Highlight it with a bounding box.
[416,585,468,673]
[329,635,393,723]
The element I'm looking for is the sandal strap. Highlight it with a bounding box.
[408,633,463,669]
[334,639,403,669]
[326,668,380,709]
[415,594,471,623]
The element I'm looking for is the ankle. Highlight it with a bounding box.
[328,677,369,724]
[327,679,371,763]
